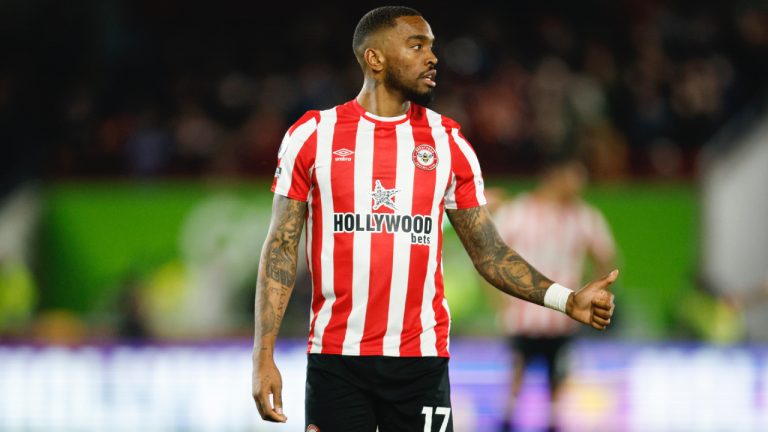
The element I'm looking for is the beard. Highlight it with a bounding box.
[384,67,435,106]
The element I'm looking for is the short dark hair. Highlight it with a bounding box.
[352,6,422,63]
[539,151,585,175]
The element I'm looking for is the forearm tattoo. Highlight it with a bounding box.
[446,206,553,305]
[254,196,306,350]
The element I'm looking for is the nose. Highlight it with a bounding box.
[427,48,438,67]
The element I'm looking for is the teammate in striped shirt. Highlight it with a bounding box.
[251,7,618,432]
[493,156,616,432]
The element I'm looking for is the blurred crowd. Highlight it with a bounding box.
[2,0,768,191]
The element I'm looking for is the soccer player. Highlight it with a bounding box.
[252,6,618,432]
[493,155,617,432]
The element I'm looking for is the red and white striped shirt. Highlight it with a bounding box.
[271,99,486,357]
[494,194,615,337]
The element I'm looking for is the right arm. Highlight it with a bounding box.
[252,194,307,423]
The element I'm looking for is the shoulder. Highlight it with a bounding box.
[287,110,322,135]
[278,110,323,159]
[576,199,602,216]
[494,194,530,225]
[496,194,534,219]
[413,104,463,131]
[505,194,533,211]
[574,200,610,226]
[513,192,532,205]
[439,114,462,131]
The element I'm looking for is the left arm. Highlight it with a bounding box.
[446,205,617,330]
[447,205,552,304]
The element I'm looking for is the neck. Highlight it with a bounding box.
[534,185,571,204]
[356,78,410,117]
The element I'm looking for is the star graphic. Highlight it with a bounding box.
[371,180,399,211]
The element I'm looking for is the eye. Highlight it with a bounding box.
[412,44,422,50]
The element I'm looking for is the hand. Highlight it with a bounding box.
[566,269,618,331]
[252,356,287,423]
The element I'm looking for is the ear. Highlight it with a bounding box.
[364,48,385,73]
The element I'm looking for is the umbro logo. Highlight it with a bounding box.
[333,148,353,157]
[333,148,354,162]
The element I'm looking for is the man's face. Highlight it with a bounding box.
[380,16,438,105]
[558,162,588,199]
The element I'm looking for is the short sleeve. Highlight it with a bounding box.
[271,111,319,202]
[444,127,487,210]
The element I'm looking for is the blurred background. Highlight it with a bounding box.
[1,0,767,430]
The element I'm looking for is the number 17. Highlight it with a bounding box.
[421,406,451,432]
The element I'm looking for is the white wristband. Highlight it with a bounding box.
[544,283,574,314]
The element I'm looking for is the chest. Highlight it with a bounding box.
[313,122,452,213]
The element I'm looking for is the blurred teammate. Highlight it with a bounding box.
[493,156,616,432]
[251,7,618,432]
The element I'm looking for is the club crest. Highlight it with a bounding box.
[412,144,438,171]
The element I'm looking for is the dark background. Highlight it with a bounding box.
[3,0,766,195]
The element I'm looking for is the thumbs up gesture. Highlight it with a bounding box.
[567,269,618,331]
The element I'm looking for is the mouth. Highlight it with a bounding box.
[420,70,437,88]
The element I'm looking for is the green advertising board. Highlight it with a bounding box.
[38,180,698,339]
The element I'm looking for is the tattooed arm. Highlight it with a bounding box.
[446,205,553,304]
[252,194,307,423]
[446,205,617,330]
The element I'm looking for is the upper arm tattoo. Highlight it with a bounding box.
[446,206,553,305]
[255,195,307,345]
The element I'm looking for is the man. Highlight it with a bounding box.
[493,156,616,432]
[252,7,618,432]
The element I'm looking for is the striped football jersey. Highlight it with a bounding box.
[272,99,486,357]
